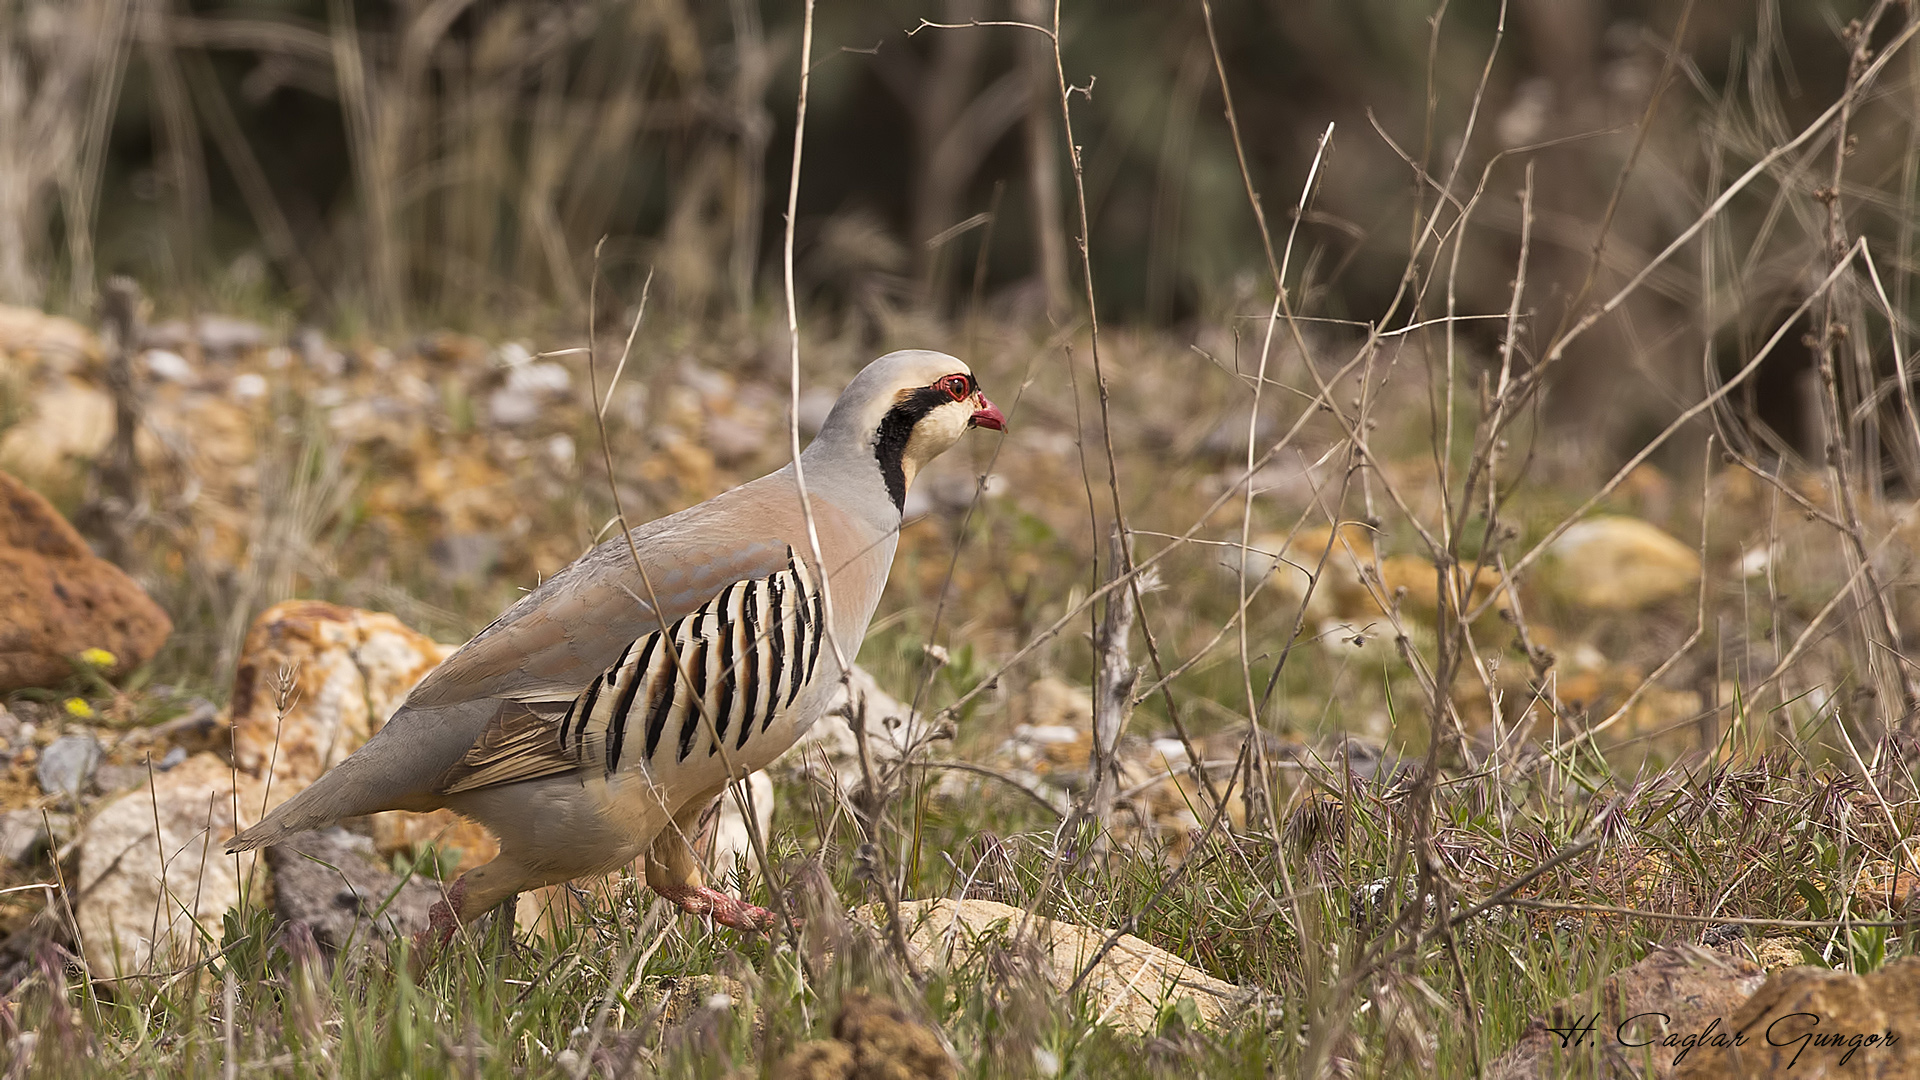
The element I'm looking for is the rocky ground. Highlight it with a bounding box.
[3,299,1919,1076]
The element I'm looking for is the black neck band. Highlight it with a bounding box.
[872,386,951,512]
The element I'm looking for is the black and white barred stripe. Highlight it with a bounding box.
[560,548,828,773]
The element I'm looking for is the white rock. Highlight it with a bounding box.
[874,898,1254,1034]
[489,362,573,426]
[0,809,47,864]
[776,664,934,790]
[708,771,774,882]
[230,372,268,401]
[141,349,194,383]
[494,341,533,368]
[75,753,265,978]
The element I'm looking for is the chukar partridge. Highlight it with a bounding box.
[227,350,1004,938]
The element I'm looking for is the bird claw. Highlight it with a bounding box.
[405,889,467,974]
[659,884,778,933]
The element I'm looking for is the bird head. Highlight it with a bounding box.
[811,349,1005,513]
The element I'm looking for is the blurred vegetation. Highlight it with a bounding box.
[0,2,1877,341]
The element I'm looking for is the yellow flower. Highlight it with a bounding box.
[63,698,95,719]
[79,647,118,669]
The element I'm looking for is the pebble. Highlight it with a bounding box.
[35,733,101,799]
[0,810,45,864]
[142,349,194,383]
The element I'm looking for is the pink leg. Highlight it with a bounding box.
[409,876,469,961]
[645,802,776,933]
[650,879,777,932]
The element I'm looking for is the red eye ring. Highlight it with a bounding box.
[941,374,973,402]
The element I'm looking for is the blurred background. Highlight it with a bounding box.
[2,1,1891,459]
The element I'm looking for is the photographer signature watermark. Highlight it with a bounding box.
[1543,1012,1902,1069]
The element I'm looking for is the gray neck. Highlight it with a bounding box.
[788,430,901,537]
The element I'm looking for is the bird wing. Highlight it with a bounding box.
[408,499,802,709]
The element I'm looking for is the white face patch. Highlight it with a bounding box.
[897,398,976,490]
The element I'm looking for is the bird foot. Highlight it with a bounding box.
[406,881,468,971]
[655,882,777,933]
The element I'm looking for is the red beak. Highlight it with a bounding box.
[970,394,1006,431]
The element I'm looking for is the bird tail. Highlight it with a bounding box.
[225,701,466,852]
[226,755,400,852]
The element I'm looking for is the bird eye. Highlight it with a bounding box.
[941,374,972,401]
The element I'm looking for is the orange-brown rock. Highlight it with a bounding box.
[227,600,497,870]
[228,600,455,794]
[1488,944,1766,1080]
[771,990,955,1080]
[1675,958,1920,1079]
[0,470,171,692]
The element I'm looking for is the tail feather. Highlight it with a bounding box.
[226,753,407,852]
[225,697,489,852]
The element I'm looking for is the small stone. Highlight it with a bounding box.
[140,349,194,383]
[1541,515,1701,612]
[0,702,20,748]
[0,809,46,864]
[487,361,571,426]
[230,372,267,401]
[90,761,149,796]
[194,314,270,356]
[35,733,101,799]
[157,745,187,771]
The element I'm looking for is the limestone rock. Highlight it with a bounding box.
[227,602,492,872]
[1674,958,1920,1079]
[0,377,114,483]
[264,828,441,959]
[0,305,101,373]
[74,753,265,978]
[1541,516,1701,612]
[227,600,455,795]
[0,809,51,865]
[1487,944,1766,1080]
[874,898,1252,1034]
[0,470,172,692]
[777,664,938,791]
